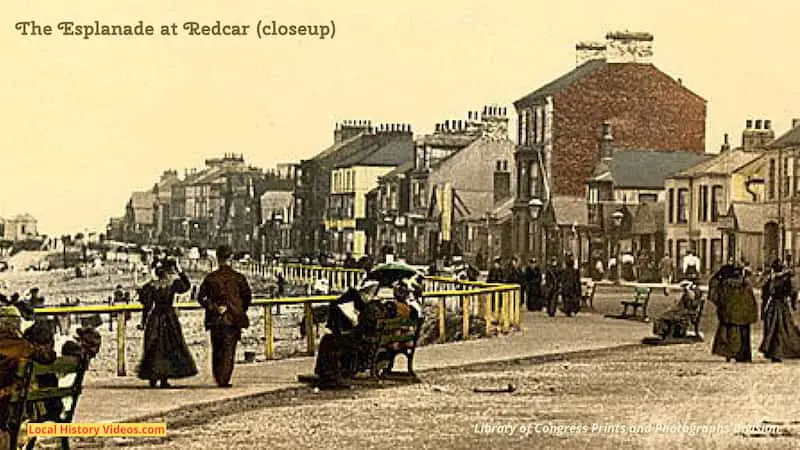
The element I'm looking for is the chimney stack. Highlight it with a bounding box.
[576,41,607,66]
[742,118,775,150]
[599,122,614,159]
[720,133,731,152]
[604,31,654,64]
[794,118,800,128]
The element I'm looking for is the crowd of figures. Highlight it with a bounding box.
[486,254,582,317]
[707,258,800,363]
[312,275,424,388]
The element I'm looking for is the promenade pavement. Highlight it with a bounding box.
[75,311,651,423]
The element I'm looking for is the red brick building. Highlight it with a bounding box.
[511,31,707,263]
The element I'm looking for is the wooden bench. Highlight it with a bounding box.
[620,287,652,320]
[6,355,90,450]
[367,316,422,380]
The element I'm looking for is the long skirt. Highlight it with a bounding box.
[526,287,543,311]
[314,333,362,381]
[712,323,752,362]
[561,295,581,315]
[759,300,800,360]
[137,308,198,380]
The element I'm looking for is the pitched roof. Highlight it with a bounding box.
[673,149,763,178]
[550,196,588,226]
[453,190,494,221]
[130,191,155,209]
[490,197,515,222]
[730,202,777,233]
[380,160,415,180]
[129,191,155,225]
[333,136,414,168]
[514,59,607,107]
[591,150,711,188]
[768,125,800,149]
[419,133,478,148]
[310,133,365,162]
[260,191,294,213]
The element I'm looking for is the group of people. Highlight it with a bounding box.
[708,258,800,363]
[135,244,253,388]
[651,256,800,363]
[487,255,582,317]
[312,276,423,388]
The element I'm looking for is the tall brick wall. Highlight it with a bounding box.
[551,63,706,196]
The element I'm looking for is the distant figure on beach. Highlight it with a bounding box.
[136,257,198,388]
[197,245,252,388]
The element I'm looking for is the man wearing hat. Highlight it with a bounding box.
[0,305,57,448]
[543,257,561,317]
[197,245,253,388]
[487,258,504,283]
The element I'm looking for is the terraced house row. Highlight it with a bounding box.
[107,30,800,275]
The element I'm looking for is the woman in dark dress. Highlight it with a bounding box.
[709,262,758,362]
[136,258,198,388]
[759,260,800,362]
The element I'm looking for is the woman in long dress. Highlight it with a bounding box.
[653,280,702,339]
[709,263,758,362]
[136,258,198,388]
[759,260,800,362]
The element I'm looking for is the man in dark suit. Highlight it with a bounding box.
[197,245,253,388]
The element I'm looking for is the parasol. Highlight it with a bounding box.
[364,262,421,287]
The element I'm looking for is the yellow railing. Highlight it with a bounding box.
[33,263,521,377]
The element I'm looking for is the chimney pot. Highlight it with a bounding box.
[755,119,763,130]
[724,133,729,144]
[483,106,488,115]
[746,119,753,129]
[435,124,441,132]
[765,119,772,130]
[793,118,800,128]
[601,121,612,138]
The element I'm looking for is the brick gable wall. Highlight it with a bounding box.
[550,63,706,196]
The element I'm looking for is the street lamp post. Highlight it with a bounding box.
[611,210,624,284]
[528,198,543,261]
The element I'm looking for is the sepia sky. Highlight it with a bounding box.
[2,0,800,236]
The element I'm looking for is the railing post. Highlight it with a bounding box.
[501,291,510,332]
[484,293,492,336]
[304,302,316,356]
[116,310,126,376]
[438,297,447,344]
[263,304,274,360]
[461,295,470,341]
[514,288,521,328]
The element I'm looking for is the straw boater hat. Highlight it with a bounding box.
[0,305,22,333]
